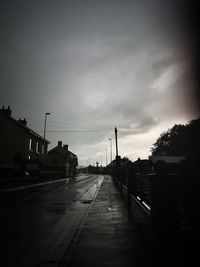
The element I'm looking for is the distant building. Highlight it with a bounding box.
[149,155,186,174]
[0,106,50,163]
[44,141,78,177]
[132,158,152,174]
[149,156,186,164]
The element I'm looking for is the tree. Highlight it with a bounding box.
[151,118,200,156]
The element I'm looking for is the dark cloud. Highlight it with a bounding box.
[0,0,199,164]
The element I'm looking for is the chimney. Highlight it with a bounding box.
[58,141,62,147]
[63,144,68,151]
[0,105,12,118]
[18,118,27,126]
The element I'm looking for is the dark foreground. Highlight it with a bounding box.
[63,175,156,267]
[0,174,196,267]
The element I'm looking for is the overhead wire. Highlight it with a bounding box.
[0,95,98,127]
[35,129,110,133]
[0,96,114,136]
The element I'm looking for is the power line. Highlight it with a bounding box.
[35,129,110,133]
[0,95,98,127]
[29,118,98,128]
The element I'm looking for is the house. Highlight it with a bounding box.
[131,158,153,174]
[44,141,78,178]
[0,106,50,175]
[107,156,130,167]
[149,155,186,174]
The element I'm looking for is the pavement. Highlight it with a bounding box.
[1,174,198,266]
[59,175,157,267]
[0,174,157,266]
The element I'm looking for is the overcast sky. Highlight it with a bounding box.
[1,0,199,166]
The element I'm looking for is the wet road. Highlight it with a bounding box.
[0,174,103,267]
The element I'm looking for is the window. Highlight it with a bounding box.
[36,142,39,153]
[42,144,44,154]
[29,139,33,150]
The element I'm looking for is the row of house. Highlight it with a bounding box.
[0,106,78,178]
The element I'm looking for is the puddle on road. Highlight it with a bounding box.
[80,199,93,204]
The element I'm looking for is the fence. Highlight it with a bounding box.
[111,156,200,265]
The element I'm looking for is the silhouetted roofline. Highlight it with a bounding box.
[48,146,77,158]
[0,113,50,144]
[68,150,77,157]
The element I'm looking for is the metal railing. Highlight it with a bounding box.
[110,158,200,263]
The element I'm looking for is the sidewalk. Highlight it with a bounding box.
[61,175,157,267]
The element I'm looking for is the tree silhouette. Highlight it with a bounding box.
[151,118,200,156]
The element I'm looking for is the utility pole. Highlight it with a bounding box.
[109,138,112,163]
[105,148,108,166]
[115,127,118,157]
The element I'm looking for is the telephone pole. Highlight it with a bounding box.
[109,138,112,163]
[115,127,118,157]
[105,148,108,166]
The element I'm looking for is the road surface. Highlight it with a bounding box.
[0,174,103,267]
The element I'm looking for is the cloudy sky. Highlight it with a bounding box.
[1,0,199,166]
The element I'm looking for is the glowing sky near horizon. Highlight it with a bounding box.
[1,0,199,166]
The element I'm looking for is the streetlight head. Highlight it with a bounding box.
[45,112,51,115]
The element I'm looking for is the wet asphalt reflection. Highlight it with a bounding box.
[0,174,104,267]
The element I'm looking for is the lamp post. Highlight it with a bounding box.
[43,112,50,154]
[105,148,108,166]
[109,138,112,163]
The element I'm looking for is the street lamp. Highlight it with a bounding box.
[43,112,50,154]
[109,138,112,163]
[105,148,108,166]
